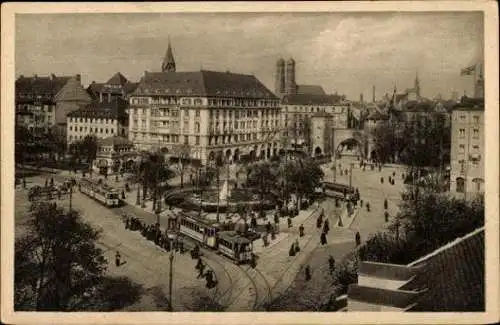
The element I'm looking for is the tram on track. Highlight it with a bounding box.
[79,178,121,207]
[176,212,254,264]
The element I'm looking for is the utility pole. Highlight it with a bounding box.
[349,163,353,190]
[216,160,220,223]
[69,185,73,211]
[168,252,174,311]
[198,167,202,218]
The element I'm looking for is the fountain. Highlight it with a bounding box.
[219,179,231,202]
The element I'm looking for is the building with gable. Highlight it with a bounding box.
[128,41,281,165]
[15,74,72,133]
[87,72,139,106]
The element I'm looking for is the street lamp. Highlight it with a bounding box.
[168,252,174,311]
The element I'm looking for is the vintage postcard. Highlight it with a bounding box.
[1,1,499,324]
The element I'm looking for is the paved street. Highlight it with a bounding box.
[15,158,409,311]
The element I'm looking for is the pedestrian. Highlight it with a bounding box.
[23,178,26,189]
[320,232,327,246]
[266,221,272,233]
[44,178,48,188]
[179,239,185,254]
[115,175,119,182]
[287,216,292,228]
[305,265,311,281]
[328,255,335,275]
[274,213,280,233]
[393,171,396,177]
[385,211,389,222]
[294,239,300,253]
[263,232,269,247]
[355,231,361,247]
[57,190,61,200]
[289,243,296,256]
[323,219,330,235]
[360,199,363,207]
[197,260,205,278]
[380,177,384,184]
[50,177,54,187]
[122,190,126,200]
[115,251,121,267]
[378,165,382,172]
[299,224,305,237]
[384,199,388,210]
[251,216,257,230]
[316,214,323,229]
[271,226,276,240]
[366,202,371,212]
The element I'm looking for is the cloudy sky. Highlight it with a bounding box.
[16,12,483,100]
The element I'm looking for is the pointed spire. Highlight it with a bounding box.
[162,37,176,72]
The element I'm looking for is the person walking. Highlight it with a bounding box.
[266,221,272,234]
[323,219,330,235]
[289,243,296,256]
[115,251,121,267]
[287,216,292,228]
[355,231,361,247]
[328,255,336,275]
[274,213,280,233]
[316,214,323,229]
[294,239,300,253]
[299,224,305,237]
[320,232,327,246]
[305,265,311,281]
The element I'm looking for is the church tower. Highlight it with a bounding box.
[414,72,420,98]
[275,58,285,97]
[161,38,176,73]
[285,58,296,95]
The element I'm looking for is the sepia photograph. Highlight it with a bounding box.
[1,2,499,325]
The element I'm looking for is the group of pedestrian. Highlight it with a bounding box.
[289,238,301,256]
[124,214,184,253]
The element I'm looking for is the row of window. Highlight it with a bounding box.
[457,114,481,124]
[458,143,481,153]
[208,133,261,145]
[19,104,53,112]
[69,126,115,134]
[131,97,278,108]
[457,128,480,138]
[69,117,115,124]
[455,177,483,193]
[288,106,346,114]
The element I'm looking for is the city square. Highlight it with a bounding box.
[8,8,489,315]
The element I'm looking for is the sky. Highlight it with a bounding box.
[15,12,483,100]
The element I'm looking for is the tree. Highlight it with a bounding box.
[15,202,143,311]
[140,152,175,211]
[246,161,279,217]
[370,120,394,164]
[283,158,324,209]
[173,144,191,188]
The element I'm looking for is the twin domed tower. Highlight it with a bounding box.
[275,58,297,97]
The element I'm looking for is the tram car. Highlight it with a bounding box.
[179,213,220,248]
[79,178,120,207]
[322,181,355,200]
[217,231,253,264]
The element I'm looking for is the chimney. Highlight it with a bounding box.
[75,74,81,82]
[33,74,38,79]
[50,73,56,80]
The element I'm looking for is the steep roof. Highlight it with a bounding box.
[67,98,128,121]
[401,227,484,311]
[296,84,326,96]
[98,135,133,147]
[282,94,342,106]
[15,74,72,103]
[133,70,277,99]
[106,72,128,86]
[453,97,485,111]
[54,77,93,103]
[365,110,389,121]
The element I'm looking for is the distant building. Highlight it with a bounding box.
[309,112,334,157]
[86,72,139,106]
[274,57,326,98]
[449,97,484,196]
[280,94,349,153]
[345,227,484,312]
[15,74,72,133]
[394,73,423,108]
[66,98,129,145]
[94,136,136,175]
[54,75,93,138]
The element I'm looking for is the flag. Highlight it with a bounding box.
[461,64,476,76]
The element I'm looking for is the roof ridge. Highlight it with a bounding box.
[407,227,485,267]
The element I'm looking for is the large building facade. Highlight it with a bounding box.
[66,98,129,144]
[449,97,484,197]
[86,72,139,107]
[128,47,280,165]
